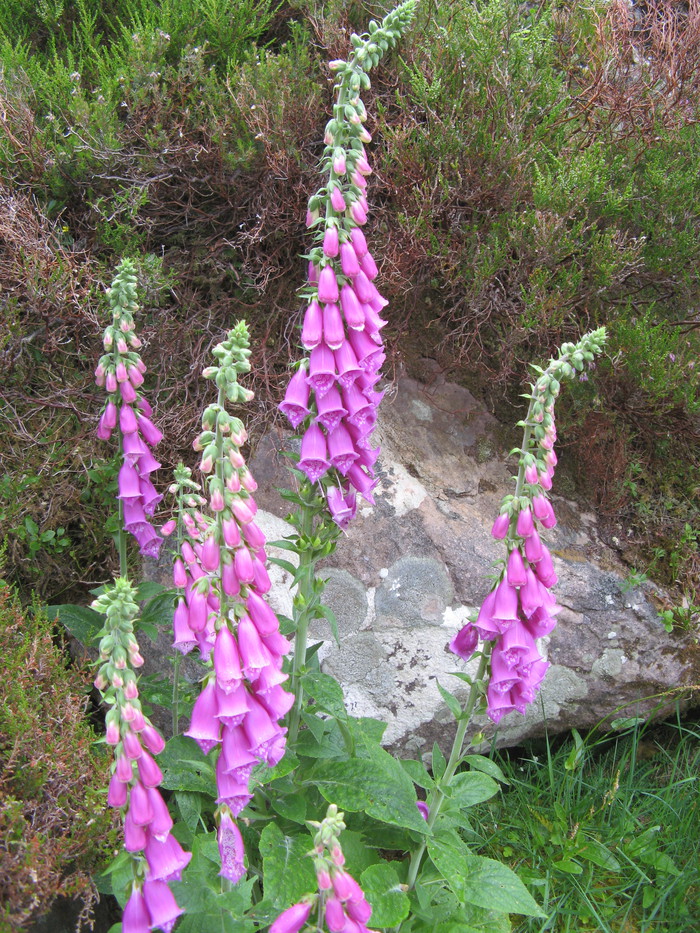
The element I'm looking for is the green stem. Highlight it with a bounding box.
[171,653,181,736]
[287,489,315,746]
[117,428,128,579]
[405,645,492,891]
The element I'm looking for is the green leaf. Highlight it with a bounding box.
[448,771,500,808]
[302,671,347,721]
[428,836,544,917]
[300,710,327,744]
[318,602,340,645]
[462,755,510,785]
[47,603,103,646]
[268,556,297,576]
[576,840,621,871]
[271,792,307,824]
[400,758,436,791]
[252,752,299,786]
[138,591,176,638]
[437,680,463,720]
[338,830,382,878]
[432,742,447,781]
[310,757,428,833]
[136,581,169,601]
[176,791,204,832]
[360,862,410,927]
[159,736,217,795]
[552,859,583,875]
[258,823,317,908]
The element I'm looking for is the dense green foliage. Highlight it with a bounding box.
[0,0,697,602]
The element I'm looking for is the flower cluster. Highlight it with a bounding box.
[270,805,376,933]
[172,323,292,881]
[279,2,417,528]
[95,260,163,557]
[92,579,189,933]
[450,328,607,723]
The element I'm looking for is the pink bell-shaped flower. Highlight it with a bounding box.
[318,266,340,303]
[142,879,184,933]
[491,513,510,539]
[334,342,362,389]
[323,225,339,257]
[301,300,323,349]
[307,344,336,398]
[322,302,345,351]
[506,547,528,587]
[299,423,330,483]
[449,622,478,661]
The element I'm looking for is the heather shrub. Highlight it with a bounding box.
[0,578,116,929]
[0,0,697,600]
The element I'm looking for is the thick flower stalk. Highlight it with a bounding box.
[279,1,417,528]
[270,805,376,933]
[450,328,608,723]
[93,578,190,933]
[172,322,293,882]
[95,259,164,560]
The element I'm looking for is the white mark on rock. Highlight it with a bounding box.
[379,568,388,579]
[607,631,617,639]
[382,461,428,517]
[411,399,433,421]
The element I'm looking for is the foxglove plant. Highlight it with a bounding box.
[270,805,376,933]
[405,327,607,890]
[171,322,293,882]
[451,327,608,722]
[92,262,188,931]
[93,580,190,933]
[280,0,418,522]
[95,259,164,562]
[279,0,417,742]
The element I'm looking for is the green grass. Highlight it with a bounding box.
[475,711,700,932]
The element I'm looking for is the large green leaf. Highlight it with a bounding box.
[428,835,544,917]
[47,603,102,646]
[302,671,348,720]
[258,823,317,908]
[310,757,428,833]
[462,755,510,785]
[448,771,500,809]
[360,862,410,927]
[159,735,217,796]
[401,758,436,791]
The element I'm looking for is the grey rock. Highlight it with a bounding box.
[247,373,698,753]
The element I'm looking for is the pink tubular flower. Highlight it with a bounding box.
[142,880,184,933]
[122,885,150,933]
[491,513,510,539]
[270,902,314,933]
[449,622,478,661]
[217,809,246,883]
[318,266,340,303]
[506,548,528,587]
[299,423,331,483]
